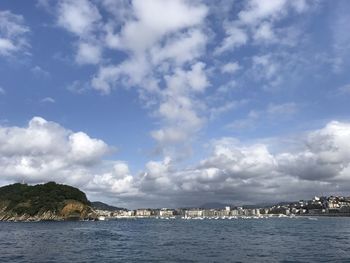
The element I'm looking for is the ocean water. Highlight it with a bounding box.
[1,217,350,262]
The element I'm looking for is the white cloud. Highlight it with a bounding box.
[91,56,152,95]
[57,0,101,36]
[68,131,109,165]
[215,0,312,54]
[215,25,248,54]
[253,22,276,42]
[91,65,121,94]
[75,42,102,65]
[185,62,209,92]
[113,162,130,178]
[252,54,277,78]
[56,0,102,66]
[41,97,55,103]
[0,86,5,95]
[221,62,240,74]
[107,0,208,53]
[150,29,207,66]
[150,62,209,153]
[92,0,209,91]
[238,0,288,25]
[100,0,133,22]
[66,80,90,94]
[145,157,172,179]
[200,140,277,179]
[0,10,29,57]
[31,66,50,78]
[278,121,350,181]
[0,38,16,54]
[251,54,283,90]
[88,170,137,196]
[0,117,109,185]
[291,0,310,13]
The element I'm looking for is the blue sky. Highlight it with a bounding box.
[1,0,350,208]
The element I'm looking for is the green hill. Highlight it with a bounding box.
[0,182,96,221]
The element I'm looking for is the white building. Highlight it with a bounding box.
[136,209,152,217]
[159,209,174,217]
[185,209,204,218]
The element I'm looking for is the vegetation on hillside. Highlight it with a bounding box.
[0,182,90,216]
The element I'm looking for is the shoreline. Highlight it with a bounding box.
[2,214,350,222]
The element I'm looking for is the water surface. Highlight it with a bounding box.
[1,217,350,262]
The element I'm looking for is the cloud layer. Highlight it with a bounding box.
[1,117,350,208]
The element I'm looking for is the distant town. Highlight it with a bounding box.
[94,195,350,220]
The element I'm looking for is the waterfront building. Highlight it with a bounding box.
[230,209,239,216]
[263,209,269,215]
[203,209,217,217]
[159,209,175,217]
[127,210,135,216]
[217,209,229,217]
[186,209,204,218]
[136,209,152,217]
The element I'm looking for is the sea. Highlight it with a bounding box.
[1,217,350,262]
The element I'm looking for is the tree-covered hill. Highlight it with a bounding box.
[0,182,94,220]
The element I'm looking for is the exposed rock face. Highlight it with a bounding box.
[0,200,97,222]
[0,182,97,222]
[60,200,96,220]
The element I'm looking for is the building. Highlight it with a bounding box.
[203,209,217,217]
[230,209,239,216]
[136,209,152,217]
[260,208,270,214]
[217,209,230,217]
[159,209,174,217]
[185,209,204,218]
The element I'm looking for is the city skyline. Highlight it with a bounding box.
[1,0,350,209]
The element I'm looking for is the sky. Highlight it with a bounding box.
[0,0,350,209]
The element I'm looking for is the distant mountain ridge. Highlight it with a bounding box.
[200,201,294,209]
[91,201,127,211]
[200,202,229,209]
[0,182,97,221]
